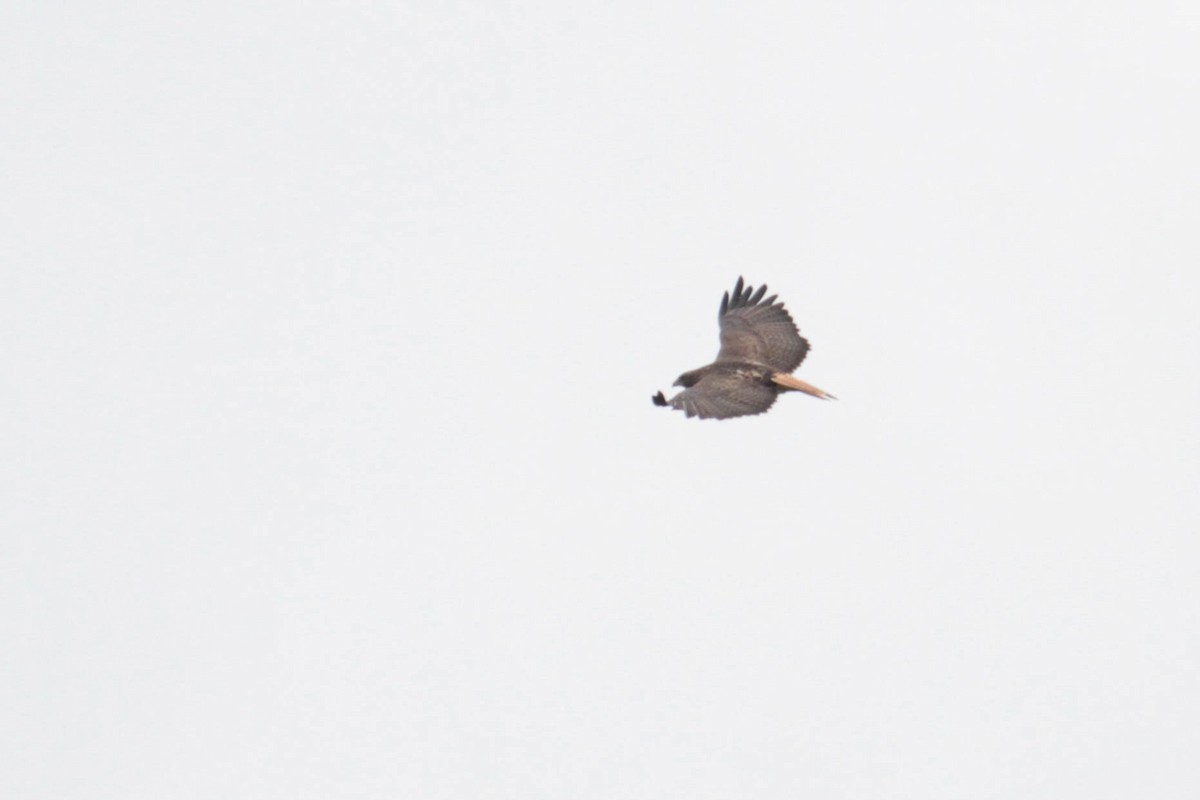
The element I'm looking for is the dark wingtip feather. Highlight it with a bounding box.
[724,277,779,312]
[719,291,730,317]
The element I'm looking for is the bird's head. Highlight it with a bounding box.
[674,369,704,388]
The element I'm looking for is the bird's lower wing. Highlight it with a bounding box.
[668,373,777,420]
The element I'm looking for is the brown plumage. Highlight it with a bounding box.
[652,277,835,420]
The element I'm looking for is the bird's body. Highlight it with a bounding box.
[653,277,834,420]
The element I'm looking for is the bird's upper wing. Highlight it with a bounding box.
[715,276,809,372]
[669,371,778,419]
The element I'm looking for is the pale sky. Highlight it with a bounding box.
[4,2,1199,798]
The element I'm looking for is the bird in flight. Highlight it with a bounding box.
[652,277,835,419]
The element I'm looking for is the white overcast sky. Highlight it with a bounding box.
[4,2,1199,798]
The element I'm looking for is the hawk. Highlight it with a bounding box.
[652,277,835,420]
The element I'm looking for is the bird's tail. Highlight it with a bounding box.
[771,372,837,400]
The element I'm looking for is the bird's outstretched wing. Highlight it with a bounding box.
[715,277,809,372]
[668,371,778,420]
